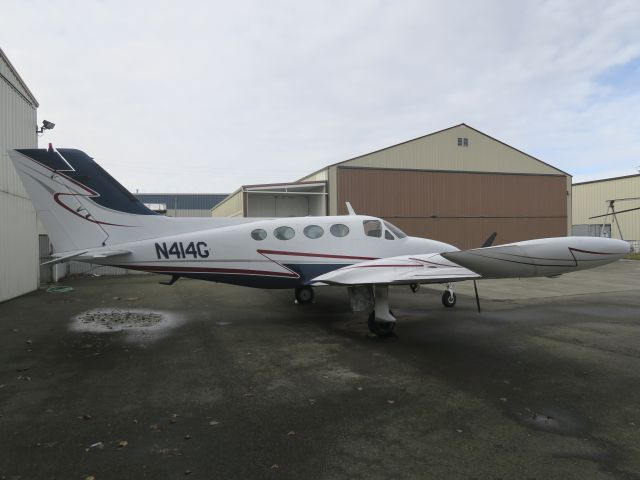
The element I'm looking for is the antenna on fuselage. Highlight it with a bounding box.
[345,202,357,215]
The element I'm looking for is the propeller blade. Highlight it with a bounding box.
[481,232,498,248]
[473,280,481,313]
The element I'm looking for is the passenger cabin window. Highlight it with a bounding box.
[385,230,394,240]
[330,224,349,237]
[363,220,382,238]
[251,229,267,240]
[383,220,407,239]
[274,226,295,240]
[303,225,324,239]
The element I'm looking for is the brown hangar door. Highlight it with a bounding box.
[337,167,568,250]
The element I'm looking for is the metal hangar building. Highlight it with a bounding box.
[0,47,39,302]
[134,193,228,217]
[572,174,640,249]
[212,124,571,250]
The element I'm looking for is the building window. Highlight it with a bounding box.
[251,229,267,240]
[303,225,324,239]
[458,137,469,147]
[330,224,350,237]
[363,220,382,238]
[274,226,295,240]
[457,137,463,146]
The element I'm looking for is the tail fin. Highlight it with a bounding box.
[9,147,157,252]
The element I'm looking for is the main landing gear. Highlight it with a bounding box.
[442,283,456,308]
[294,286,315,304]
[368,285,396,338]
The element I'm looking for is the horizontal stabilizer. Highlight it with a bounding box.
[40,251,88,266]
[41,249,131,266]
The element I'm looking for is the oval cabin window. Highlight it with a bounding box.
[274,226,295,240]
[251,229,267,240]
[304,225,324,239]
[330,224,350,238]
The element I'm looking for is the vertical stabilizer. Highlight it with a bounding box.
[9,147,156,252]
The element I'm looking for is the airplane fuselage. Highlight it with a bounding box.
[91,215,458,288]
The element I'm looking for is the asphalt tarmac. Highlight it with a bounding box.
[1,260,640,480]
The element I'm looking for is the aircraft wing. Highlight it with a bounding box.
[311,236,630,286]
[42,249,131,266]
[310,254,480,286]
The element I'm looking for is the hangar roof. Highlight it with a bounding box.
[574,173,640,186]
[300,123,569,180]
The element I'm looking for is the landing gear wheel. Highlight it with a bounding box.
[368,311,396,338]
[295,286,314,304]
[410,283,420,293]
[442,290,456,308]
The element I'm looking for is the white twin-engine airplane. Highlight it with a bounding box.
[9,146,630,337]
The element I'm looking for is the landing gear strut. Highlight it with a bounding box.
[442,283,456,308]
[367,285,396,338]
[295,286,315,304]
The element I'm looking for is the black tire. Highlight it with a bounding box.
[367,311,396,338]
[295,286,314,304]
[442,290,456,308]
[410,283,420,293]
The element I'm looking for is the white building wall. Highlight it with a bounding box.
[0,51,39,302]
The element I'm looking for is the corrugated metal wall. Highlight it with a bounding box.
[0,52,39,302]
[211,190,244,217]
[572,175,640,242]
[338,168,568,249]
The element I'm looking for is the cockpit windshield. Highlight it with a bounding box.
[383,220,407,239]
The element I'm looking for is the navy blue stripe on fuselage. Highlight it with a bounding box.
[283,263,351,284]
[113,262,351,289]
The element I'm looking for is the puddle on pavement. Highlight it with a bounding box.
[70,308,184,343]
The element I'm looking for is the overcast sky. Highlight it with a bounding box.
[3,0,640,193]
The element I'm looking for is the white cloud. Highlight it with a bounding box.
[2,0,640,192]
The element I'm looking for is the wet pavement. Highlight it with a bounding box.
[1,260,640,479]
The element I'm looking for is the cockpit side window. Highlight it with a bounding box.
[363,220,382,238]
[383,220,407,239]
[385,230,394,240]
